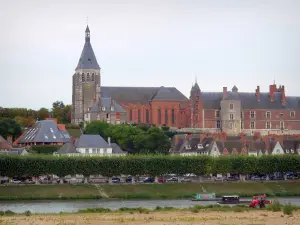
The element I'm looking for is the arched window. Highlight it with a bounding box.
[82,73,85,82]
[146,109,149,124]
[129,109,132,121]
[87,73,90,81]
[171,109,175,125]
[92,73,95,81]
[165,109,168,125]
[138,109,141,123]
[158,109,161,124]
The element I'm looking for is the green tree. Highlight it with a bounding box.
[0,118,22,140]
[84,121,111,139]
[38,108,49,120]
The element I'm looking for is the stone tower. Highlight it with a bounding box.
[72,26,101,125]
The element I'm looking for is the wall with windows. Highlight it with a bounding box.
[76,147,113,154]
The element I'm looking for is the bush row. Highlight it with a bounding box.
[0,155,300,178]
[30,145,59,154]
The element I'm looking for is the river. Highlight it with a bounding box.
[1,198,300,213]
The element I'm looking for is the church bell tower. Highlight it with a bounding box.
[72,25,101,125]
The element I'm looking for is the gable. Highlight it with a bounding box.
[209,142,221,156]
[223,148,229,155]
[241,148,247,155]
[232,148,238,154]
[272,142,284,155]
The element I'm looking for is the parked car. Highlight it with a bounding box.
[251,176,262,181]
[225,176,239,182]
[158,177,165,183]
[24,179,35,184]
[214,177,224,182]
[111,177,121,183]
[181,177,191,182]
[126,177,132,183]
[143,177,155,183]
[166,177,178,182]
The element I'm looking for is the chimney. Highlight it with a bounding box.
[223,87,227,99]
[255,86,260,102]
[269,84,277,102]
[108,137,111,145]
[281,85,286,105]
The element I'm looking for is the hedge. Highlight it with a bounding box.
[30,145,59,154]
[0,155,300,178]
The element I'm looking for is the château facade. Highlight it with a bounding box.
[71,26,300,135]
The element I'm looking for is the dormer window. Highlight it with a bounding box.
[197,144,203,149]
[286,149,289,153]
[206,144,209,147]
[185,145,191,150]
[102,107,106,111]
[291,149,294,153]
[111,106,114,111]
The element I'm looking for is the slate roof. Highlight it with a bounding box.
[17,120,71,144]
[76,135,110,148]
[170,136,214,154]
[110,143,127,154]
[57,142,79,154]
[101,86,188,105]
[76,26,100,70]
[199,91,300,110]
[89,97,126,113]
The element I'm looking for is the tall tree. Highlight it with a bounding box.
[52,101,65,109]
[38,108,49,120]
[0,118,22,140]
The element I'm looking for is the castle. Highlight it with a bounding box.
[72,26,300,135]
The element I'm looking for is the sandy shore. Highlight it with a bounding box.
[1,211,300,225]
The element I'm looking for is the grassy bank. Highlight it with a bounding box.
[1,182,300,200]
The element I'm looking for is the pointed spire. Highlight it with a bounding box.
[85,25,90,42]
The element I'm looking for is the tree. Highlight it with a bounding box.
[14,116,35,127]
[0,118,22,140]
[63,105,72,124]
[52,101,65,109]
[38,108,49,120]
[84,121,111,139]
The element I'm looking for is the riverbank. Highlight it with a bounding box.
[1,182,300,200]
[1,210,300,225]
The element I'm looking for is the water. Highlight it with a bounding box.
[1,198,300,214]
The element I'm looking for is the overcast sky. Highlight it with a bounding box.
[0,0,299,110]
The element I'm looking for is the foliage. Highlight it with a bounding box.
[0,118,22,140]
[37,108,49,120]
[65,124,80,129]
[14,116,35,127]
[283,203,294,215]
[84,121,170,154]
[30,145,59,154]
[52,101,71,124]
[267,200,281,212]
[1,155,300,178]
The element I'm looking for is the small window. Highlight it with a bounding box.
[266,111,271,119]
[197,144,203,149]
[103,148,107,154]
[106,113,109,119]
[266,122,271,129]
[216,120,221,128]
[230,103,234,110]
[111,107,114,111]
[250,121,255,129]
[250,111,255,119]
[229,114,234,120]
[92,148,96,154]
[290,111,295,118]
[85,149,89,154]
[286,149,289,153]
[241,121,244,129]
[241,111,243,118]
[82,73,85,82]
[92,73,95,81]
[102,107,105,111]
[97,149,100,153]
[215,110,220,117]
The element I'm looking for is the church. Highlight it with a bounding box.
[72,26,300,135]
[71,26,190,127]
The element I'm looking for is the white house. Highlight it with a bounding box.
[56,134,127,156]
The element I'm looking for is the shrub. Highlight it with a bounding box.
[267,200,281,212]
[4,210,15,215]
[283,203,294,215]
[24,210,31,216]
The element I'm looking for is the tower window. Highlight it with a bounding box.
[250,111,255,119]
[250,121,255,129]
[87,73,90,81]
[216,120,221,128]
[146,109,149,124]
[171,109,175,125]
[215,110,220,118]
[158,109,161,124]
[229,114,234,120]
[82,73,85,82]
[165,109,168,125]
[230,103,234,110]
[138,109,141,123]
[266,111,271,119]
[92,73,95,81]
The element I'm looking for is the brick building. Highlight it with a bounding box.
[190,82,300,135]
[71,26,189,127]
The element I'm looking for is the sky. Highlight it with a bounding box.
[0,0,299,110]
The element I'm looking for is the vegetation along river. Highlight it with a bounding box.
[1,198,300,214]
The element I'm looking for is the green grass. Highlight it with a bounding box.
[66,128,82,138]
[1,182,300,200]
